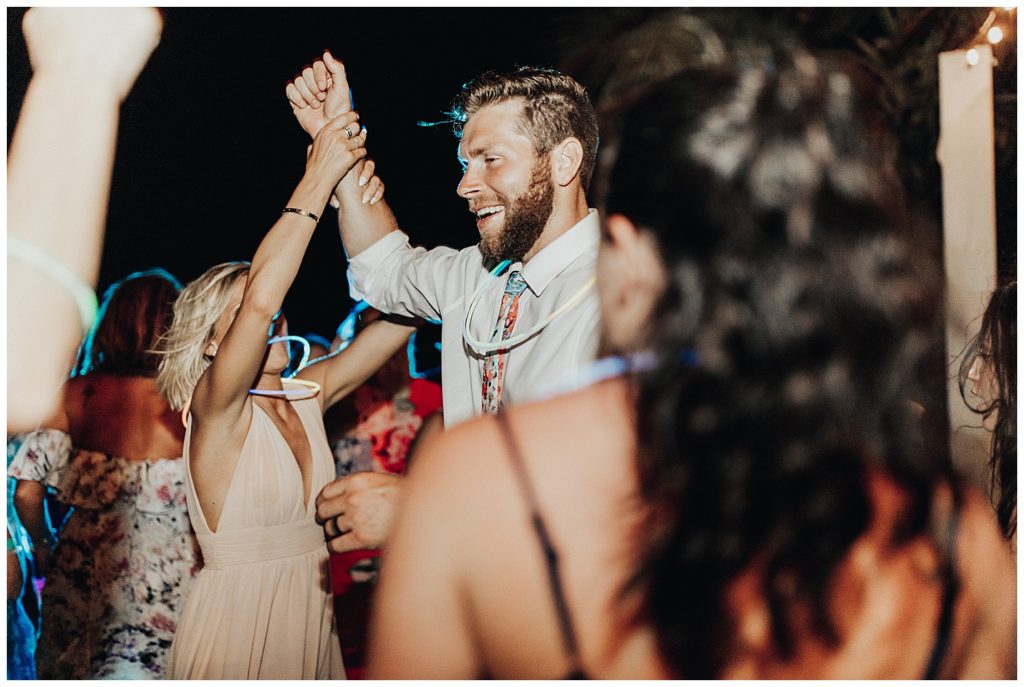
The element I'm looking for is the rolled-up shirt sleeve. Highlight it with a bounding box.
[347,230,465,321]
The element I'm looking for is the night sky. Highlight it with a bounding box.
[7,7,613,338]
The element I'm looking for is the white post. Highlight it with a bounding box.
[936,45,998,485]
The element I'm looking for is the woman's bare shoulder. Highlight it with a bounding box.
[951,484,1016,678]
[66,372,158,395]
[956,484,1014,575]
[409,380,633,493]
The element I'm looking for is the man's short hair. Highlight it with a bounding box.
[449,66,599,191]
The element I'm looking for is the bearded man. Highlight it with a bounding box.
[286,55,601,562]
[287,54,601,429]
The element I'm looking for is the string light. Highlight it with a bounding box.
[962,5,1015,67]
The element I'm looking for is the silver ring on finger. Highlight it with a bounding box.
[344,125,355,140]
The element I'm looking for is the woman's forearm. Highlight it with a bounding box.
[7,75,121,429]
[242,112,366,316]
[191,110,366,416]
[8,73,121,280]
[242,172,335,316]
[8,8,162,431]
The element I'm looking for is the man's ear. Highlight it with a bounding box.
[552,137,584,187]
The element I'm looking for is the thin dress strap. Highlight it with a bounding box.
[921,505,960,680]
[494,409,587,679]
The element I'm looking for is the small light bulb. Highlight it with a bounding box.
[988,26,1005,44]
[966,48,981,66]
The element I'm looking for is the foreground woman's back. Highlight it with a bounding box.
[370,381,667,679]
[371,379,1015,679]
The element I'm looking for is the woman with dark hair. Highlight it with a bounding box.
[960,280,1016,542]
[72,268,183,377]
[367,50,1015,679]
[8,268,200,679]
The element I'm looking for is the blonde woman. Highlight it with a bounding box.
[159,111,412,679]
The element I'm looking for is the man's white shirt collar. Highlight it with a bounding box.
[510,209,600,297]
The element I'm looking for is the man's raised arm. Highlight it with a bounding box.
[285,50,397,257]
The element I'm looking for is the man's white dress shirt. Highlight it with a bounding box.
[348,210,601,427]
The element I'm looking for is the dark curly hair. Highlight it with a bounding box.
[74,268,182,377]
[597,50,949,678]
[448,66,600,191]
[959,280,1016,539]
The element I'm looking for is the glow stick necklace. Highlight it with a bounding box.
[180,335,322,428]
[247,335,320,399]
[287,343,345,377]
[539,352,657,398]
[535,349,698,400]
[247,378,321,399]
[462,259,596,355]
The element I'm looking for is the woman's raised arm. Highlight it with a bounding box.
[191,112,366,424]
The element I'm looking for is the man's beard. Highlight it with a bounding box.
[479,161,554,263]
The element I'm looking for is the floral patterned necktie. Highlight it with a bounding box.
[481,270,528,414]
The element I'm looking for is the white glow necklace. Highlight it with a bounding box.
[462,259,596,355]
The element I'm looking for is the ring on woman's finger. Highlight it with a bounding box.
[344,125,355,139]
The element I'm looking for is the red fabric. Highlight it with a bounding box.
[329,378,441,678]
[408,377,444,419]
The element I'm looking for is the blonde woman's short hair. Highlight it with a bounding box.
[156,261,250,410]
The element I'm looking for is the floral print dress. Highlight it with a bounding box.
[7,429,200,679]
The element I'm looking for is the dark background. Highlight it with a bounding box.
[7,7,582,338]
[8,7,1016,339]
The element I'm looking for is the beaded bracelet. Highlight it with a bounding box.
[282,207,320,223]
[8,236,99,332]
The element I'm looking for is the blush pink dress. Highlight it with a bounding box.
[166,386,345,679]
